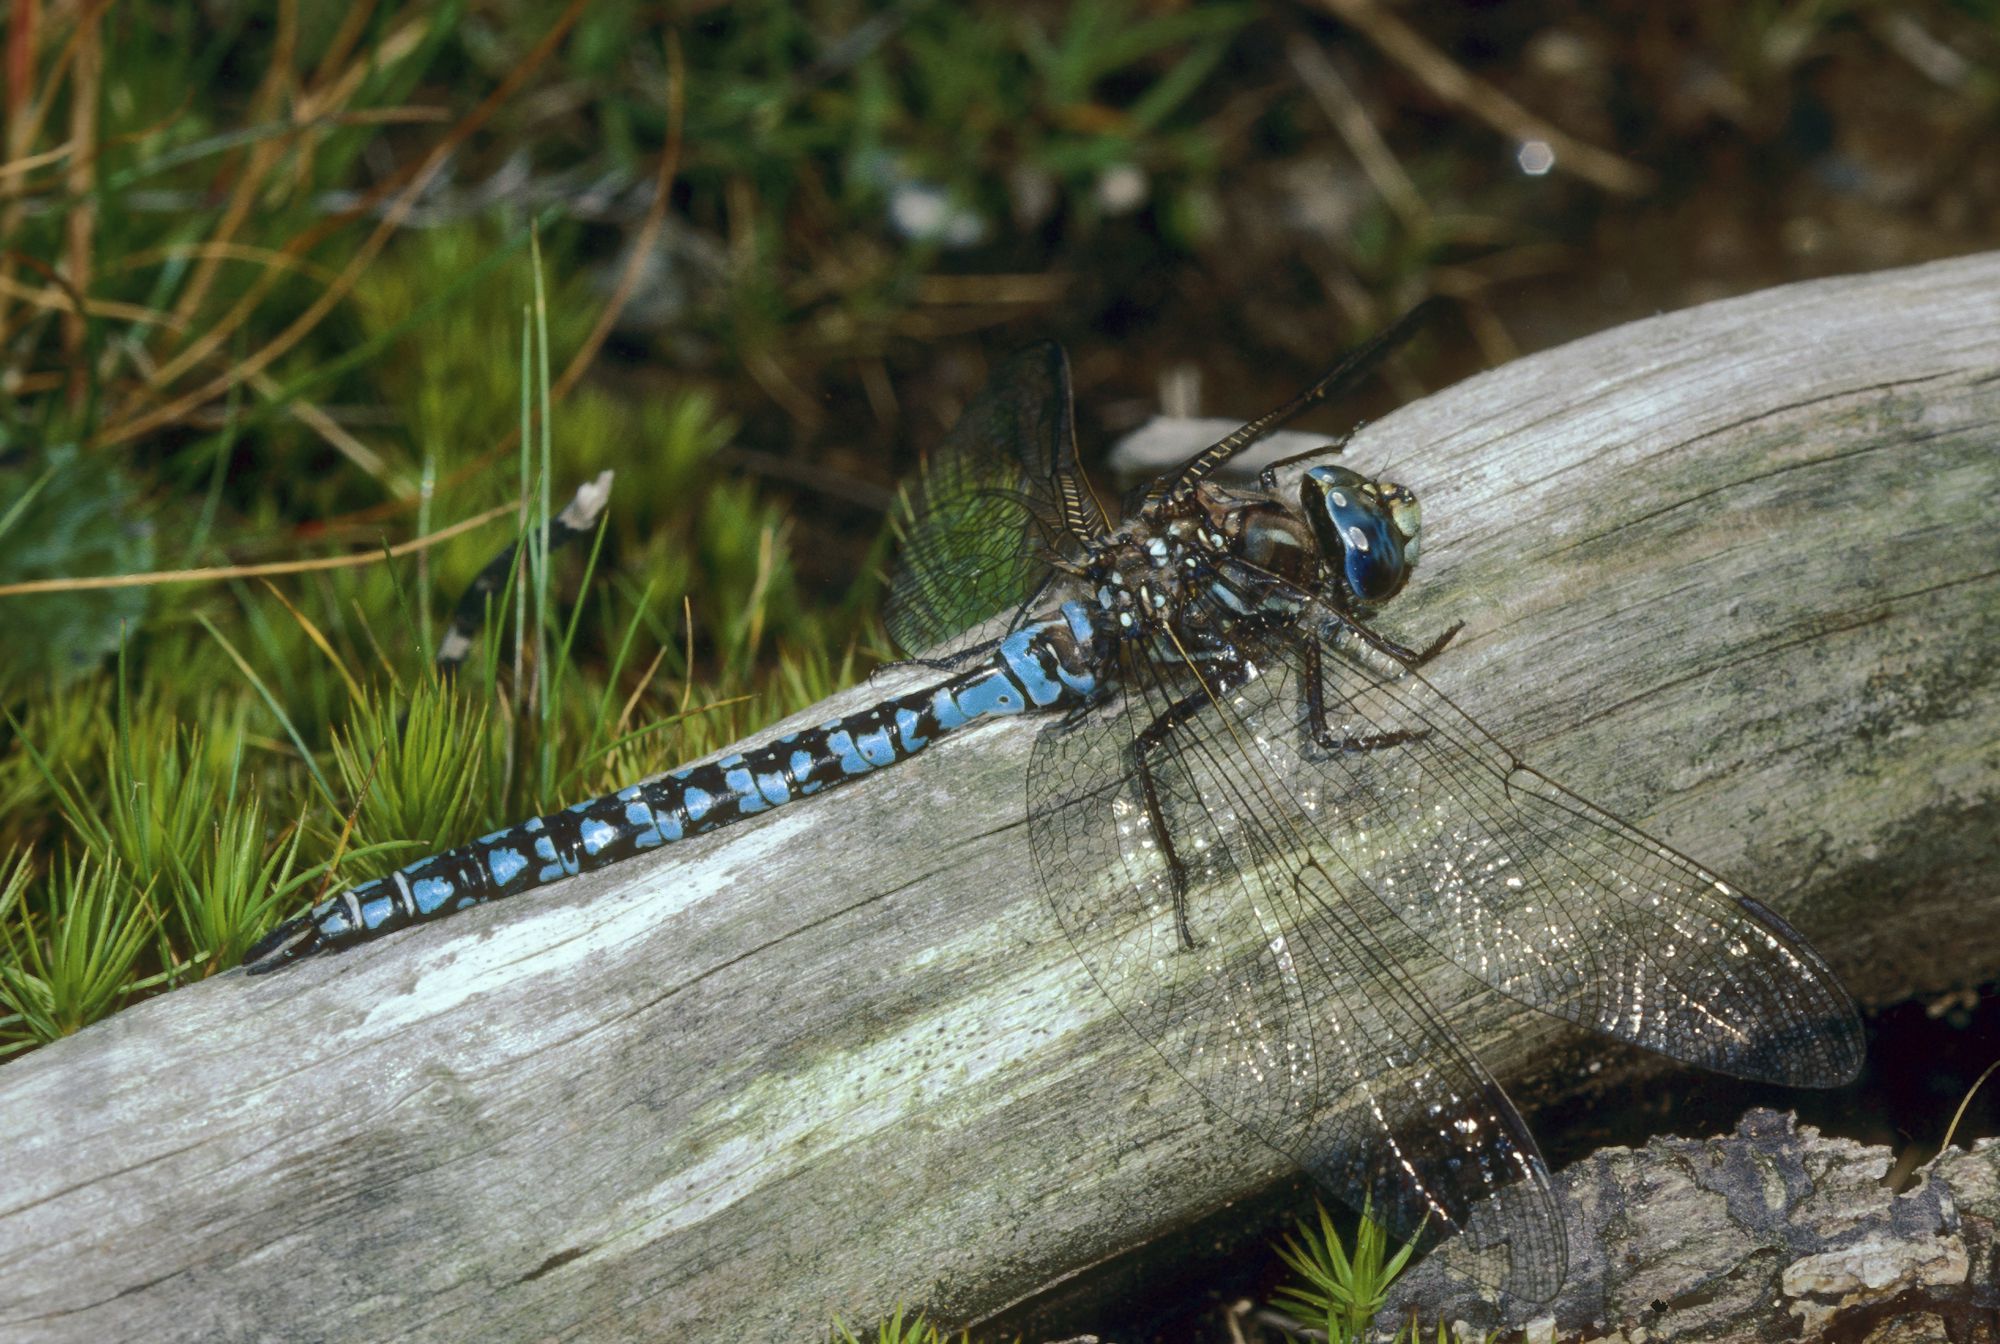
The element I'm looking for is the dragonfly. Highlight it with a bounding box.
[244,304,1864,1300]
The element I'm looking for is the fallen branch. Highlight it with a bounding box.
[0,254,1995,1340]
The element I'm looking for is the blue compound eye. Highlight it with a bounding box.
[1300,465,1422,604]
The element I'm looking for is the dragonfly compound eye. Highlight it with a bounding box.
[1301,464,1418,604]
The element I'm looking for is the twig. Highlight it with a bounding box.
[550,30,684,407]
[94,0,592,449]
[0,502,517,597]
[1286,36,1428,231]
[1311,0,1655,197]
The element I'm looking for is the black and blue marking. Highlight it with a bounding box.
[245,602,1107,973]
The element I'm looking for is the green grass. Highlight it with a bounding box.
[1269,1202,1497,1344]
[1271,1201,1425,1344]
[0,848,157,1050]
[0,0,1253,1054]
[827,1203,1489,1343]
[0,233,865,1054]
[830,1303,1007,1344]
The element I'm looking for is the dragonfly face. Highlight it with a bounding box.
[1300,464,1423,606]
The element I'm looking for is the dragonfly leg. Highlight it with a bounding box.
[1407,620,1463,668]
[1257,432,1352,493]
[1129,653,1255,950]
[1302,640,1430,754]
[1374,619,1463,670]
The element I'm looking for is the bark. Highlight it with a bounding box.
[1,254,1995,1343]
[1383,1113,2000,1343]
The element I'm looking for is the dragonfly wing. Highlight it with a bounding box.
[1227,594,1864,1088]
[1284,856,1566,1302]
[887,342,1104,657]
[1029,643,1565,1301]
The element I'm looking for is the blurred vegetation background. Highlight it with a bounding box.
[0,0,1994,1110]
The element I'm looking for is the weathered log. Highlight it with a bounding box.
[1382,1114,2000,1343]
[1,254,1995,1342]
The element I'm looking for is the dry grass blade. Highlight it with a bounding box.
[0,501,516,597]
[0,267,183,329]
[555,29,685,407]
[257,579,365,705]
[1287,36,1429,231]
[245,366,392,480]
[1938,1058,2000,1155]
[94,0,594,449]
[59,0,103,400]
[153,0,300,344]
[303,24,690,531]
[137,15,433,392]
[1312,0,1656,197]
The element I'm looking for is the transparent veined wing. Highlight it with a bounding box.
[887,343,1106,657]
[1216,580,1864,1089]
[1028,636,1566,1302]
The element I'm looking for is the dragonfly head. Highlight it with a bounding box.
[1300,465,1422,605]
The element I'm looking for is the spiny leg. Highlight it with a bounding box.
[1257,432,1351,494]
[1302,639,1433,754]
[1326,607,1464,673]
[877,642,998,675]
[1382,619,1463,671]
[1128,652,1254,951]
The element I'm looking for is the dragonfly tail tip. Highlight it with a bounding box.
[242,916,321,976]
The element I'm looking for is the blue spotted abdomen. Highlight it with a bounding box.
[245,602,1106,971]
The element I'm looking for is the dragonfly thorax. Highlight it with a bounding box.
[1085,484,1323,643]
[1083,517,1211,636]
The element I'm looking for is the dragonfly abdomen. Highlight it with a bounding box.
[243,602,1104,974]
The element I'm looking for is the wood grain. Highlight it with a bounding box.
[1,254,1995,1342]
